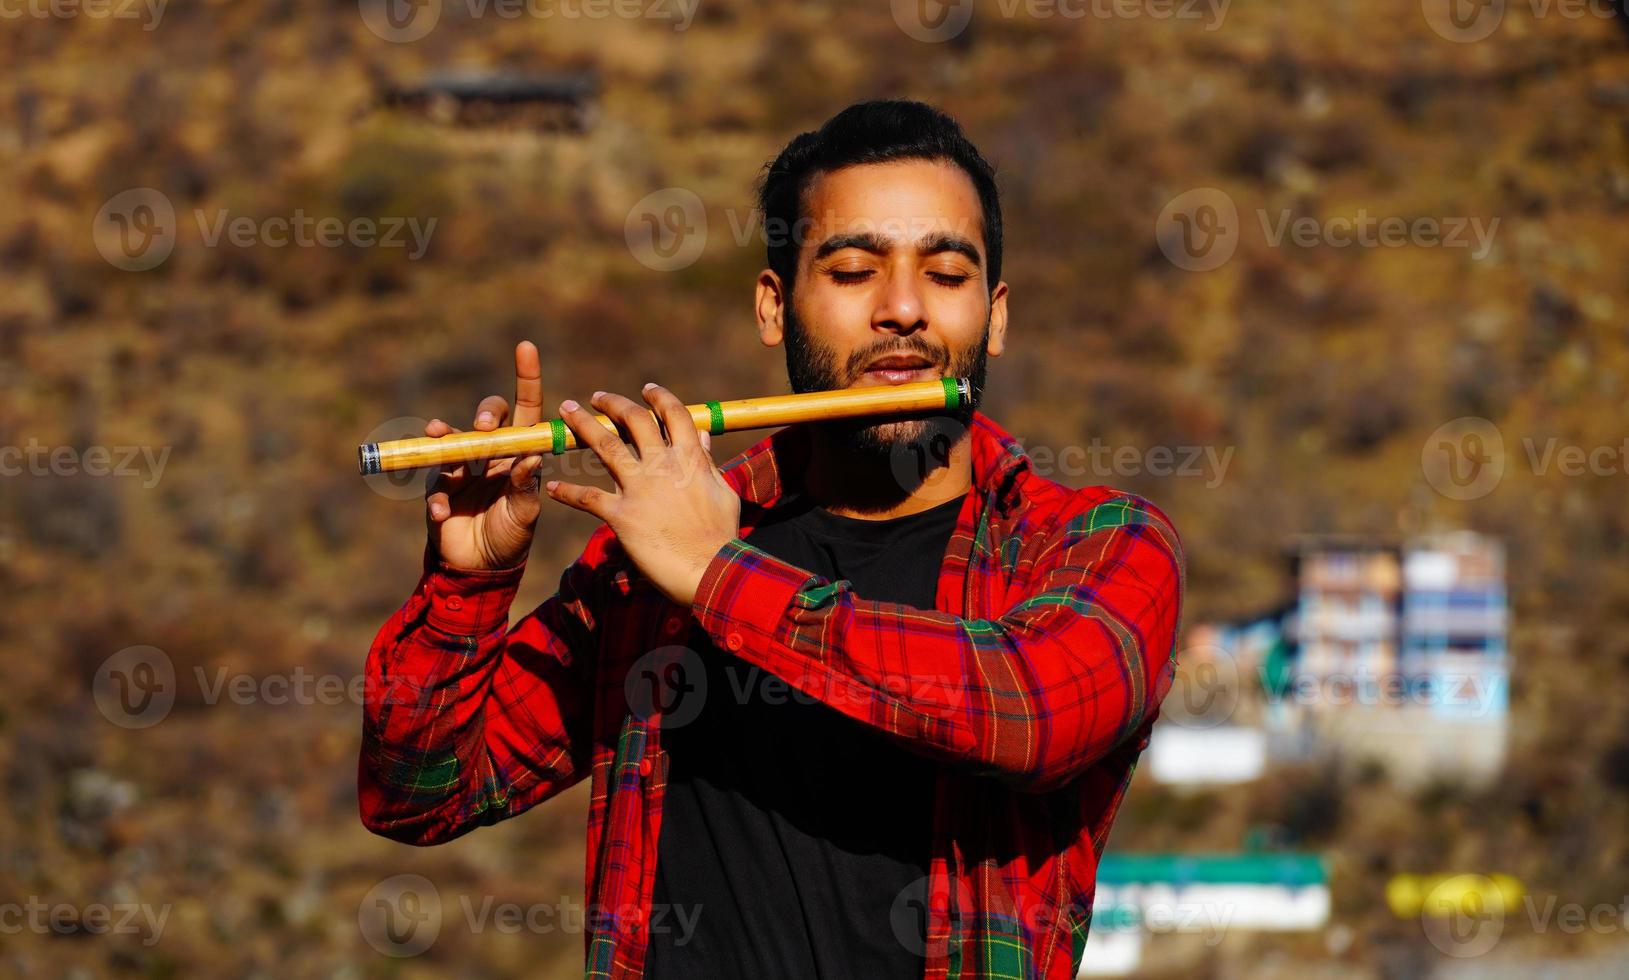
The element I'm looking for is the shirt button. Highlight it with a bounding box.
[638,758,653,777]
[663,617,683,635]
[445,596,464,612]
[725,632,744,651]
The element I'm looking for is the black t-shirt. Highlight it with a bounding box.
[644,490,969,980]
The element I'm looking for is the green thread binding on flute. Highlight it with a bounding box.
[942,376,960,409]
[549,417,567,454]
[705,401,725,436]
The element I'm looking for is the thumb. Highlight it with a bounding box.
[698,430,711,454]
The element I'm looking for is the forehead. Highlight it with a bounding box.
[799,159,985,249]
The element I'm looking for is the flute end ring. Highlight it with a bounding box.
[358,443,382,476]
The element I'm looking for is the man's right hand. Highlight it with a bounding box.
[425,341,548,571]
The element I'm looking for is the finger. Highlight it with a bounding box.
[425,419,472,486]
[426,489,453,523]
[642,383,700,454]
[514,341,545,428]
[505,455,545,523]
[542,478,616,522]
[590,390,664,458]
[558,398,634,481]
[473,395,510,430]
[467,397,510,480]
[698,429,711,454]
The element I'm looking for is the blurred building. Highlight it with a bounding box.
[1158,531,1510,788]
[1084,854,1329,976]
[1400,531,1510,719]
[1292,537,1402,705]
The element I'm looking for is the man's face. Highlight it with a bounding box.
[756,158,1008,458]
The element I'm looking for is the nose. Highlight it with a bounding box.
[871,266,927,336]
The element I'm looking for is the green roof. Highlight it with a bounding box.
[1097,854,1327,887]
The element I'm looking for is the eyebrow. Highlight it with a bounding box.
[813,231,983,267]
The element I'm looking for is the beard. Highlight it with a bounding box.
[781,300,989,463]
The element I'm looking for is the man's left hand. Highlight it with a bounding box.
[544,384,741,607]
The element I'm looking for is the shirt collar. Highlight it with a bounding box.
[717,409,1033,515]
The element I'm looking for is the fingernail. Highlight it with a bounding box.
[591,390,605,400]
[477,412,494,425]
[545,480,559,492]
[560,399,578,412]
[643,382,656,391]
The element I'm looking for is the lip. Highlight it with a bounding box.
[860,356,938,385]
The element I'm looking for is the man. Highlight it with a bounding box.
[360,100,1184,980]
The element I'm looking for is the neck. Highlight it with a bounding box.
[801,427,974,520]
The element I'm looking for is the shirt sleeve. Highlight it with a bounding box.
[358,526,620,843]
[689,492,1184,794]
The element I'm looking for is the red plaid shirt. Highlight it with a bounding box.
[360,410,1184,979]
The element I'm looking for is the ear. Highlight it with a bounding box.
[986,280,1009,358]
[756,269,786,348]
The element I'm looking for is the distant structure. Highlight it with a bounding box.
[1293,537,1402,704]
[1399,531,1509,719]
[376,70,599,132]
[1152,530,1510,788]
[1084,853,1329,976]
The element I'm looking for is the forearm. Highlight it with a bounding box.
[690,499,1184,792]
[358,557,593,843]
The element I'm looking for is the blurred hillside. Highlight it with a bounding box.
[3,1,1629,977]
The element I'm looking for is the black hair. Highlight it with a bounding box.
[756,100,1002,295]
